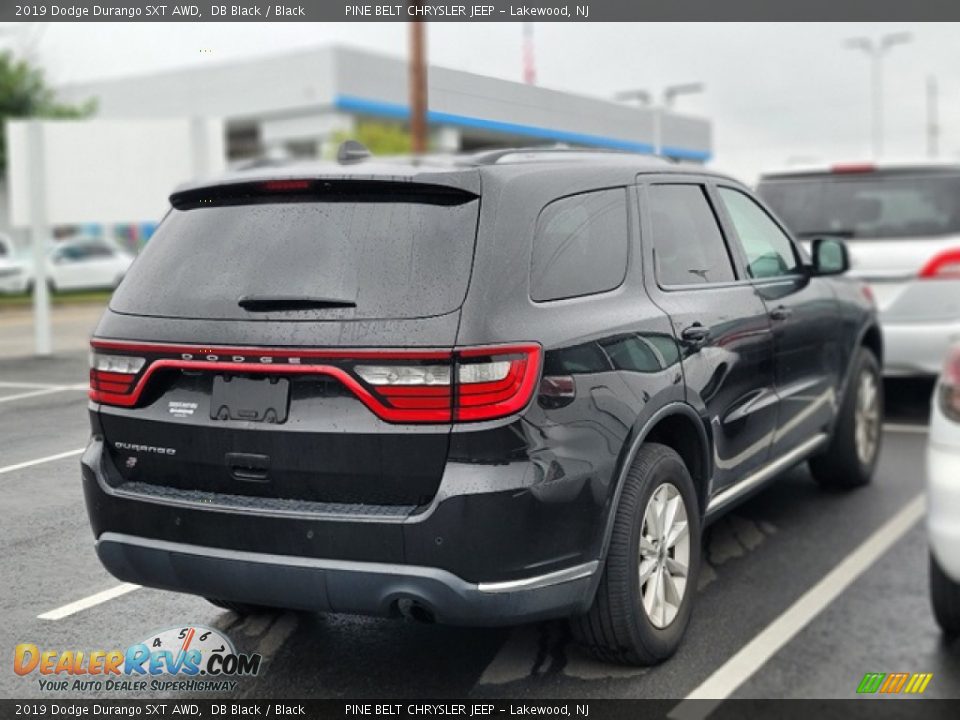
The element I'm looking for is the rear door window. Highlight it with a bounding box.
[110,183,480,321]
[530,188,629,302]
[647,184,736,286]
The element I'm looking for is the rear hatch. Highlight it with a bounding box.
[758,167,960,318]
[94,177,482,508]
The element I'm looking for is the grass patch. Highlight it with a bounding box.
[0,289,111,310]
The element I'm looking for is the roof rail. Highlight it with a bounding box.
[459,146,671,167]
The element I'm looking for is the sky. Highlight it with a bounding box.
[9,21,960,182]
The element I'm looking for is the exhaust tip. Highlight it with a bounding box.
[396,597,436,624]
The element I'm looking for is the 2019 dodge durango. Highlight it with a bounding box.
[82,148,882,665]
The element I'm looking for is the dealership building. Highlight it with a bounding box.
[59,45,712,164]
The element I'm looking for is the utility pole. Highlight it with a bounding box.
[845,32,912,160]
[409,18,428,155]
[927,75,939,159]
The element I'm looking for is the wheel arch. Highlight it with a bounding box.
[595,402,711,571]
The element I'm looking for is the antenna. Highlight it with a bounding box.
[336,140,371,165]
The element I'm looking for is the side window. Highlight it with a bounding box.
[718,187,800,279]
[648,184,736,286]
[530,188,628,302]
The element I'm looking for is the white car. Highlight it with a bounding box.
[758,163,960,377]
[0,238,134,294]
[929,343,960,633]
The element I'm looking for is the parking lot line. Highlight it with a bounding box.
[882,423,929,434]
[0,387,81,404]
[0,448,86,476]
[37,583,141,621]
[670,493,925,718]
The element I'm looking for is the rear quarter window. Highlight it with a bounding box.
[530,188,629,303]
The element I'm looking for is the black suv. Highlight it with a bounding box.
[82,148,882,665]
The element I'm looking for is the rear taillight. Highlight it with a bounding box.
[919,249,960,280]
[88,341,541,424]
[939,346,960,423]
[89,352,146,405]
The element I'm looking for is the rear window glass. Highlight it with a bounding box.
[110,187,480,321]
[758,174,960,239]
[530,188,628,302]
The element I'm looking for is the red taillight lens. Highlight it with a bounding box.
[89,352,145,405]
[919,249,960,280]
[455,346,540,421]
[88,341,541,424]
[940,346,960,423]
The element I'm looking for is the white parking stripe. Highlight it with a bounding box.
[882,423,929,434]
[669,493,925,719]
[38,583,141,621]
[0,381,86,390]
[0,387,73,404]
[0,448,85,476]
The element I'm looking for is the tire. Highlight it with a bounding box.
[570,443,701,665]
[931,552,960,635]
[205,597,276,616]
[809,347,883,489]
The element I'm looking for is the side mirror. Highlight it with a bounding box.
[811,237,849,276]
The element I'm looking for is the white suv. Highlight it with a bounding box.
[929,343,960,633]
[758,163,960,377]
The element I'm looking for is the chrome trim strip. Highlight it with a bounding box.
[706,433,829,517]
[477,561,600,594]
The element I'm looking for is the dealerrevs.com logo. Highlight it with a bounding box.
[14,625,262,694]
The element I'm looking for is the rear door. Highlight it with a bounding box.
[95,179,481,509]
[639,179,778,492]
[713,184,841,458]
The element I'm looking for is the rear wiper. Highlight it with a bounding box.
[795,230,855,238]
[238,295,356,312]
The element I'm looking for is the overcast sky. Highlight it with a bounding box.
[11,22,960,181]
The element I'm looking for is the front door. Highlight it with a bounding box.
[639,181,778,493]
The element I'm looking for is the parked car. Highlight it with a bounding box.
[0,233,22,291]
[929,343,960,634]
[82,149,882,665]
[0,238,134,294]
[757,162,960,377]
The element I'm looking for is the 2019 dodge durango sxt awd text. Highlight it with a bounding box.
[82,149,883,665]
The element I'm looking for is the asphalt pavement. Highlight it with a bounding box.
[0,342,956,706]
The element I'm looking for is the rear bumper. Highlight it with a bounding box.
[881,318,960,376]
[96,533,596,626]
[82,434,607,625]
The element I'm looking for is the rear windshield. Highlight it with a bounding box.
[110,186,480,321]
[758,173,960,240]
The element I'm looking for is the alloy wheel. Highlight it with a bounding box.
[638,482,690,628]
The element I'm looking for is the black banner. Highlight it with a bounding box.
[5,0,960,22]
[2,700,960,720]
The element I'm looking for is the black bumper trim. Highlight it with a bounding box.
[95,533,597,626]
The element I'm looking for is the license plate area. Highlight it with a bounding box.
[211,375,290,423]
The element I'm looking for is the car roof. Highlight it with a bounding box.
[172,148,742,197]
[760,160,960,181]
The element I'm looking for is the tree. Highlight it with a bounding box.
[0,51,95,171]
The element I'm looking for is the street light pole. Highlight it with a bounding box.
[845,32,911,160]
[614,83,704,156]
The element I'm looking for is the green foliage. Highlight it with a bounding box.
[330,121,413,156]
[0,52,96,171]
